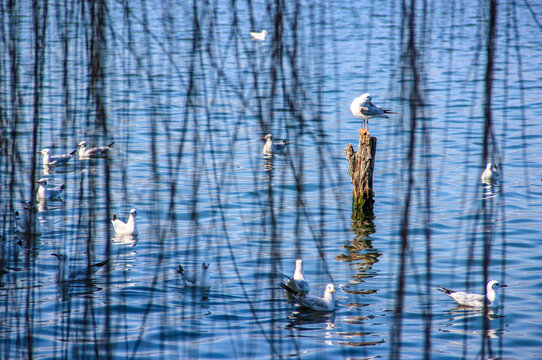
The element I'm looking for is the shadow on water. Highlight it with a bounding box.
[0,0,538,359]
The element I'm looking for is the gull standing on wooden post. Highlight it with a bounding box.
[350,93,395,131]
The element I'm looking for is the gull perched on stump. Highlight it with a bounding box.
[350,93,395,130]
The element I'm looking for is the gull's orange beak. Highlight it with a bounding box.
[500,284,508,287]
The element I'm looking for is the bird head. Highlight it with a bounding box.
[130,209,137,217]
[202,262,210,270]
[261,134,272,141]
[77,141,87,148]
[51,253,67,261]
[488,280,507,290]
[36,178,48,186]
[38,149,50,155]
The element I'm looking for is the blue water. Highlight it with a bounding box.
[1,0,542,359]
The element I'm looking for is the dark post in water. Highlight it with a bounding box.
[345,129,377,219]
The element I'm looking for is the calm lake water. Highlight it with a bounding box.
[1,0,542,359]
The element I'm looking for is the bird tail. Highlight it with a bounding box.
[93,259,109,268]
[437,285,453,295]
[108,142,115,148]
[383,109,397,114]
[278,272,291,279]
[60,184,65,190]
[172,265,184,274]
[69,149,77,156]
[280,282,299,296]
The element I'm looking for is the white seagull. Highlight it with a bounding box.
[14,201,41,235]
[111,209,138,236]
[173,262,211,289]
[438,280,507,308]
[283,259,310,296]
[261,134,290,155]
[77,141,115,159]
[481,163,499,183]
[36,178,64,200]
[250,29,268,41]
[51,253,109,281]
[280,283,336,312]
[350,93,395,130]
[38,148,77,166]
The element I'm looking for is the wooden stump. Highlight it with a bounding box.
[345,129,377,219]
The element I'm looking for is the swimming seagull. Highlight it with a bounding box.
[172,262,211,289]
[14,201,41,235]
[111,209,138,236]
[261,134,290,155]
[350,93,395,130]
[36,178,64,200]
[283,259,310,296]
[280,283,336,312]
[51,253,109,281]
[77,140,115,159]
[437,280,507,308]
[250,29,268,41]
[37,148,77,166]
[481,163,499,183]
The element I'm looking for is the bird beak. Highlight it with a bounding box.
[500,284,508,287]
[261,137,266,141]
[332,289,336,293]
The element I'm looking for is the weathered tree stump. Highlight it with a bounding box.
[345,129,377,219]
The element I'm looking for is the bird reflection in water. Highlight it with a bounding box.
[285,307,336,329]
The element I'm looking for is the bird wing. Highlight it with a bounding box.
[298,294,331,311]
[112,219,129,233]
[450,291,485,307]
[363,106,386,116]
[182,270,198,285]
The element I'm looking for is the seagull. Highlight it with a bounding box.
[77,141,115,159]
[37,148,77,166]
[172,262,211,289]
[14,201,41,235]
[261,134,290,155]
[111,208,138,236]
[36,178,64,200]
[280,283,336,312]
[350,93,395,130]
[283,259,310,296]
[481,163,499,183]
[437,280,507,308]
[51,253,109,281]
[250,29,268,41]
